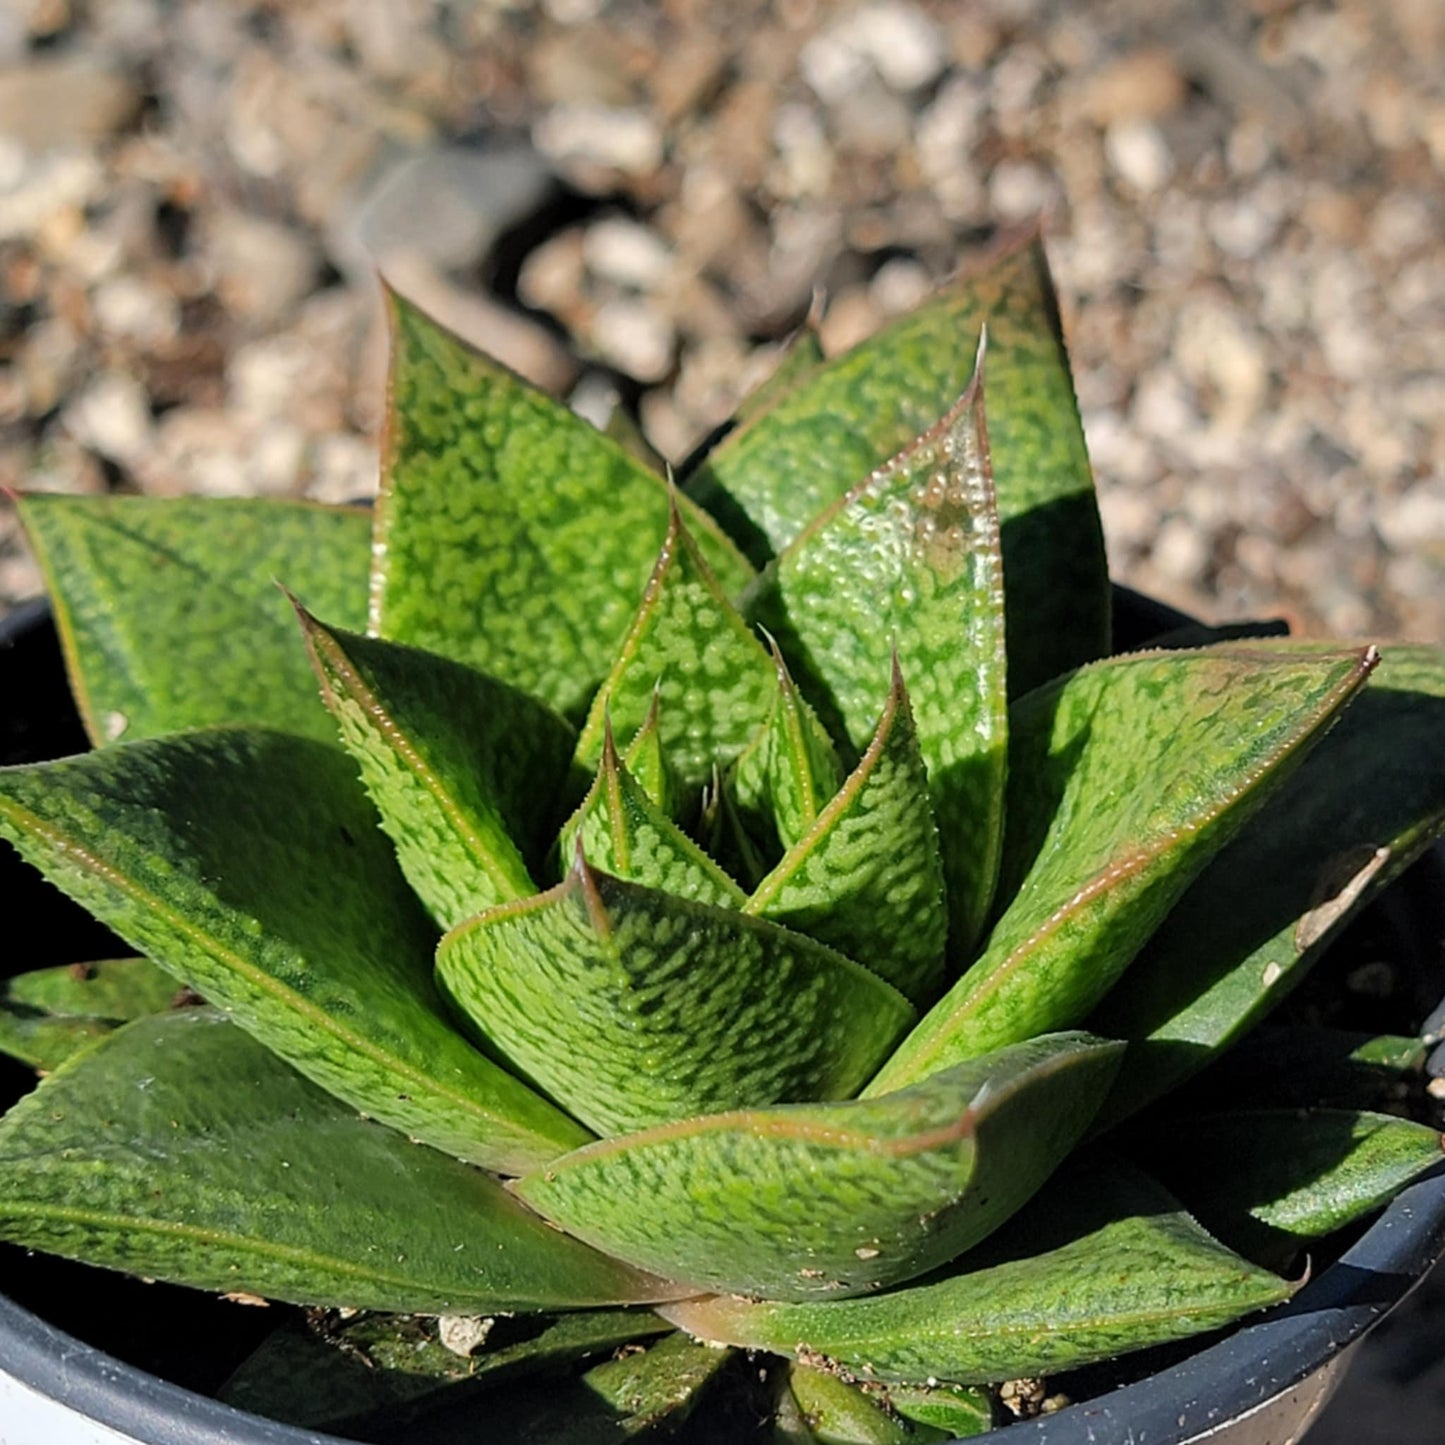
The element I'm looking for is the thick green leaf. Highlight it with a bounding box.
[17,494,370,745]
[0,728,589,1173]
[574,504,779,790]
[371,292,752,718]
[1092,644,1445,1122]
[747,666,948,1004]
[759,364,1007,955]
[438,857,913,1137]
[513,1033,1122,1301]
[1141,1109,1445,1260]
[692,230,1108,694]
[868,644,1377,1094]
[296,605,575,928]
[783,1365,950,1444]
[224,1311,671,1430]
[664,1161,1291,1385]
[561,733,744,907]
[731,645,844,856]
[0,1011,678,1313]
[0,957,178,1071]
[886,1384,993,1438]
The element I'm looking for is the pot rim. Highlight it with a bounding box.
[2,596,1443,1445]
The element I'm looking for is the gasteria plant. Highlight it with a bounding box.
[1,229,1444,1442]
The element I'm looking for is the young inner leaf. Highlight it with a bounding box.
[436,856,914,1138]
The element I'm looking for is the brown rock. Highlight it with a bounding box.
[1079,48,1187,126]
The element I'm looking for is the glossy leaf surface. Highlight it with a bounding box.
[870,644,1376,1093]
[762,370,1006,954]
[664,1162,1290,1385]
[371,293,751,718]
[297,607,575,927]
[575,505,778,790]
[0,957,178,1072]
[0,1011,676,1313]
[0,728,589,1173]
[513,1033,1122,1301]
[17,494,370,746]
[1142,1109,1445,1257]
[438,859,912,1137]
[1093,644,1445,1121]
[747,668,948,1004]
[561,737,744,908]
[694,231,1108,694]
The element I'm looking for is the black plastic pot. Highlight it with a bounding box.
[2,596,1443,1445]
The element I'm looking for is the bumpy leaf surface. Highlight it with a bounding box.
[438,859,912,1137]
[1142,1108,1445,1255]
[0,1011,673,1313]
[762,370,1007,954]
[17,495,370,745]
[0,957,177,1071]
[297,607,576,927]
[575,505,779,790]
[664,1162,1290,1385]
[371,293,752,717]
[0,728,589,1173]
[693,231,1107,694]
[561,737,745,907]
[747,667,947,1004]
[868,644,1377,1093]
[513,1033,1122,1301]
[1093,644,1445,1121]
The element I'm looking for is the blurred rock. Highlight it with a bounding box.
[208,210,320,326]
[0,55,140,152]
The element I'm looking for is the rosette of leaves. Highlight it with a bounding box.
[2,231,1444,1442]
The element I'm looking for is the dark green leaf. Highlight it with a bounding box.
[438,857,913,1136]
[0,1011,679,1313]
[513,1033,1122,1301]
[1092,644,1445,1122]
[747,666,948,1004]
[693,231,1108,694]
[0,728,589,1173]
[1140,1109,1445,1260]
[574,504,779,791]
[869,644,1377,1094]
[561,733,744,907]
[296,605,576,927]
[759,364,1007,955]
[784,1365,949,1444]
[371,292,752,718]
[0,957,178,1071]
[17,494,370,745]
[663,1161,1291,1385]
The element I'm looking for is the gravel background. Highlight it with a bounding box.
[0,0,1442,1439]
[0,0,1441,643]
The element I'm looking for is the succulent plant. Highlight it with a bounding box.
[2,230,1444,1442]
